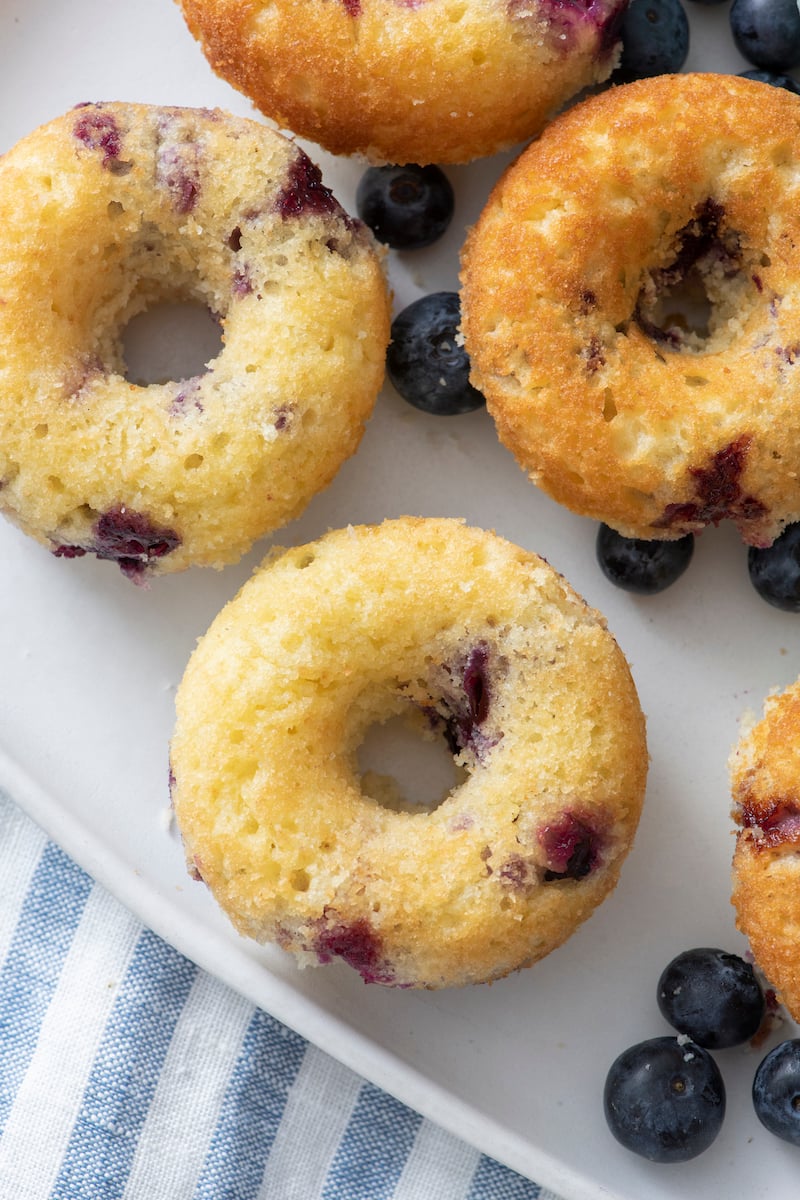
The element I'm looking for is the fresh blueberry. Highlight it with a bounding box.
[596,524,694,594]
[739,68,800,92]
[356,164,454,250]
[753,1039,800,1145]
[748,523,800,611]
[616,0,690,79]
[730,0,800,71]
[604,1037,726,1162]
[386,292,485,415]
[657,948,765,1049]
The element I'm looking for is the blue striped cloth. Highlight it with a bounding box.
[0,789,560,1200]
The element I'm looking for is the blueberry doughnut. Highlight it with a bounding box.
[0,103,389,580]
[461,74,800,547]
[169,517,647,989]
[175,0,626,165]
[731,680,800,1021]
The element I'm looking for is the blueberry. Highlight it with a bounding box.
[539,812,602,881]
[730,0,800,71]
[616,0,690,79]
[657,948,765,1049]
[596,524,694,594]
[356,164,454,250]
[386,292,485,415]
[753,1039,800,1145]
[748,523,800,611]
[739,68,800,92]
[604,1037,726,1162]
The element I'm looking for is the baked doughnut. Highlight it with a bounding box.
[0,102,389,580]
[170,517,647,989]
[461,73,800,548]
[175,0,626,165]
[730,680,800,1021]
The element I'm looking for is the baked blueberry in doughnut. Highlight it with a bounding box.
[169,517,647,989]
[175,0,627,165]
[730,679,800,1022]
[461,74,800,548]
[0,103,389,580]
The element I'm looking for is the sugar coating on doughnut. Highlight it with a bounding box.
[175,0,625,165]
[731,680,800,1022]
[461,74,800,547]
[170,517,647,989]
[0,103,389,578]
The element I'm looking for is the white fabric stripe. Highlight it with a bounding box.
[537,1191,563,1200]
[255,1044,362,1200]
[0,883,142,1200]
[391,1119,481,1200]
[0,793,47,966]
[121,972,254,1200]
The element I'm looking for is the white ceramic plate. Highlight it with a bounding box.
[2,2,798,1197]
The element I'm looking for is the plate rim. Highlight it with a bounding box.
[0,742,618,1200]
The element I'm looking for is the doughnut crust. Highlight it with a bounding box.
[175,0,625,165]
[0,103,389,580]
[170,517,647,989]
[731,681,800,1021]
[461,74,800,547]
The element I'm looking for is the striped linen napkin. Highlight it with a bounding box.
[0,788,562,1200]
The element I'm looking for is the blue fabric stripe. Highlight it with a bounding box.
[193,1006,306,1200]
[321,1082,422,1200]
[468,1155,541,1200]
[49,928,197,1200]
[0,841,92,1134]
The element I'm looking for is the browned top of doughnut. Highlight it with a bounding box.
[731,679,800,1020]
[177,0,624,164]
[461,74,800,546]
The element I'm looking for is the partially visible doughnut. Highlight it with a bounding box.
[170,517,648,989]
[461,74,800,547]
[175,0,626,165]
[0,103,389,580]
[731,680,800,1021]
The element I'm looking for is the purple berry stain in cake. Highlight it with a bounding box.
[188,854,205,882]
[539,812,603,880]
[509,0,626,56]
[275,151,345,221]
[170,377,204,417]
[498,854,534,889]
[232,266,253,297]
[93,507,180,579]
[653,435,768,533]
[54,506,180,581]
[441,642,500,761]
[583,335,606,374]
[156,142,200,215]
[740,797,800,848]
[73,109,121,167]
[273,405,294,432]
[314,918,396,985]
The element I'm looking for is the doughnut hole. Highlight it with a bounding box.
[122,299,223,386]
[633,200,764,354]
[356,709,466,814]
